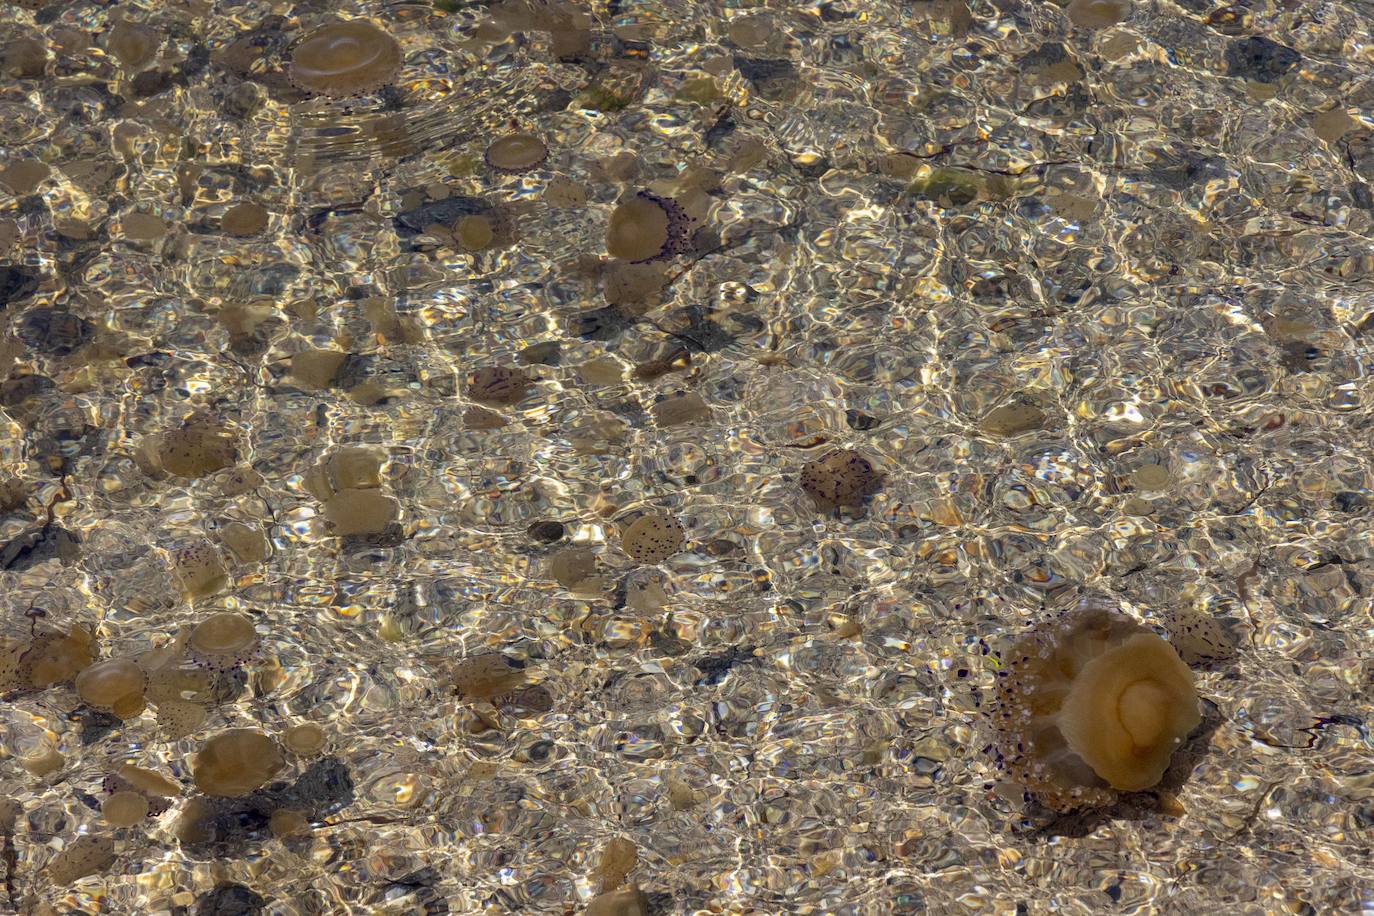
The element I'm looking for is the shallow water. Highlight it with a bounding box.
[1,0,1373,913]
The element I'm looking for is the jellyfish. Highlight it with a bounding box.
[75,657,148,720]
[192,728,286,797]
[156,421,238,478]
[485,132,549,173]
[800,449,880,511]
[606,192,691,263]
[984,604,1202,811]
[101,791,150,827]
[187,612,258,672]
[620,513,686,564]
[466,366,531,406]
[289,21,403,98]
[45,834,116,885]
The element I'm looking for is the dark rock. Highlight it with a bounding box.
[17,308,94,356]
[572,305,636,341]
[179,45,211,79]
[663,305,736,353]
[393,196,493,238]
[1334,491,1367,512]
[649,628,691,656]
[32,423,104,474]
[0,373,56,409]
[72,707,120,745]
[519,341,561,366]
[705,111,736,147]
[1225,36,1300,83]
[132,68,173,97]
[846,409,881,430]
[1148,148,1227,189]
[179,757,355,853]
[1020,42,1068,68]
[527,520,565,543]
[0,265,41,309]
[693,645,756,685]
[195,883,266,916]
[733,57,794,85]
[0,524,80,571]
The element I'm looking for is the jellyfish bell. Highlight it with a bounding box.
[485,132,549,173]
[187,612,259,671]
[193,728,286,797]
[984,603,1202,811]
[289,21,403,98]
[606,191,691,263]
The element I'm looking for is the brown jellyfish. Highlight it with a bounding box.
[45,834,116,886]
[15,626,94,690]
[466,366,531,406]
[606,192,691,263]
[187,612,258,671]
[283,723,327,756]
[289,21,403,98]
[75,657,147,719]
[984,604,1202,812]
[621,513,686,565]
[485,132,549,174]
[192,728,286,797]
[101,791,150,827]
[800,449,880,511]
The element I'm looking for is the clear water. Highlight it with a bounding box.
[1,0,1373,913]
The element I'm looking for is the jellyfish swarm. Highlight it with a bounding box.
[984,605,1202,811]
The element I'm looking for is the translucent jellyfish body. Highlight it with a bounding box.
[193,728,286,796]
[606,192,690,262]
[75,657,147,719]
[800,449,880,511]
[485,133,549,173]
[289,21,402,98]
[985,605,1202,811]
[621,513,686,564]
[187,612,258,671]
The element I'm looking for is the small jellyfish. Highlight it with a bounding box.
[467,366,531,406]
[593,837,637,893]
[800,449,880,511]
[269,808,310,838]
[1067,0,1131,28]
[290,348,348,390]
[984,605,1202,811]
[283,723,327,756]
[16,626,94,689]
[112,764,180,800]
[621,513,686,565]
[45,834,116,885]
[171,542,228,599]
[221,202,269,237]
[289,21,403,98]
[548,545,603,592]
[323,487,399,536]
[586,886,650,916]
[220,522,269,565]
[107,20,158,69]
[485,133,549,173]
[606,192,691,263]
[155,700,208,740]
[101,791,150,827]
[187,612,258,671]
[651,392,710,427]
[75,657,147,719]
[193,728,286,797]
[157,422,238,479]
[455,215,495,251]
